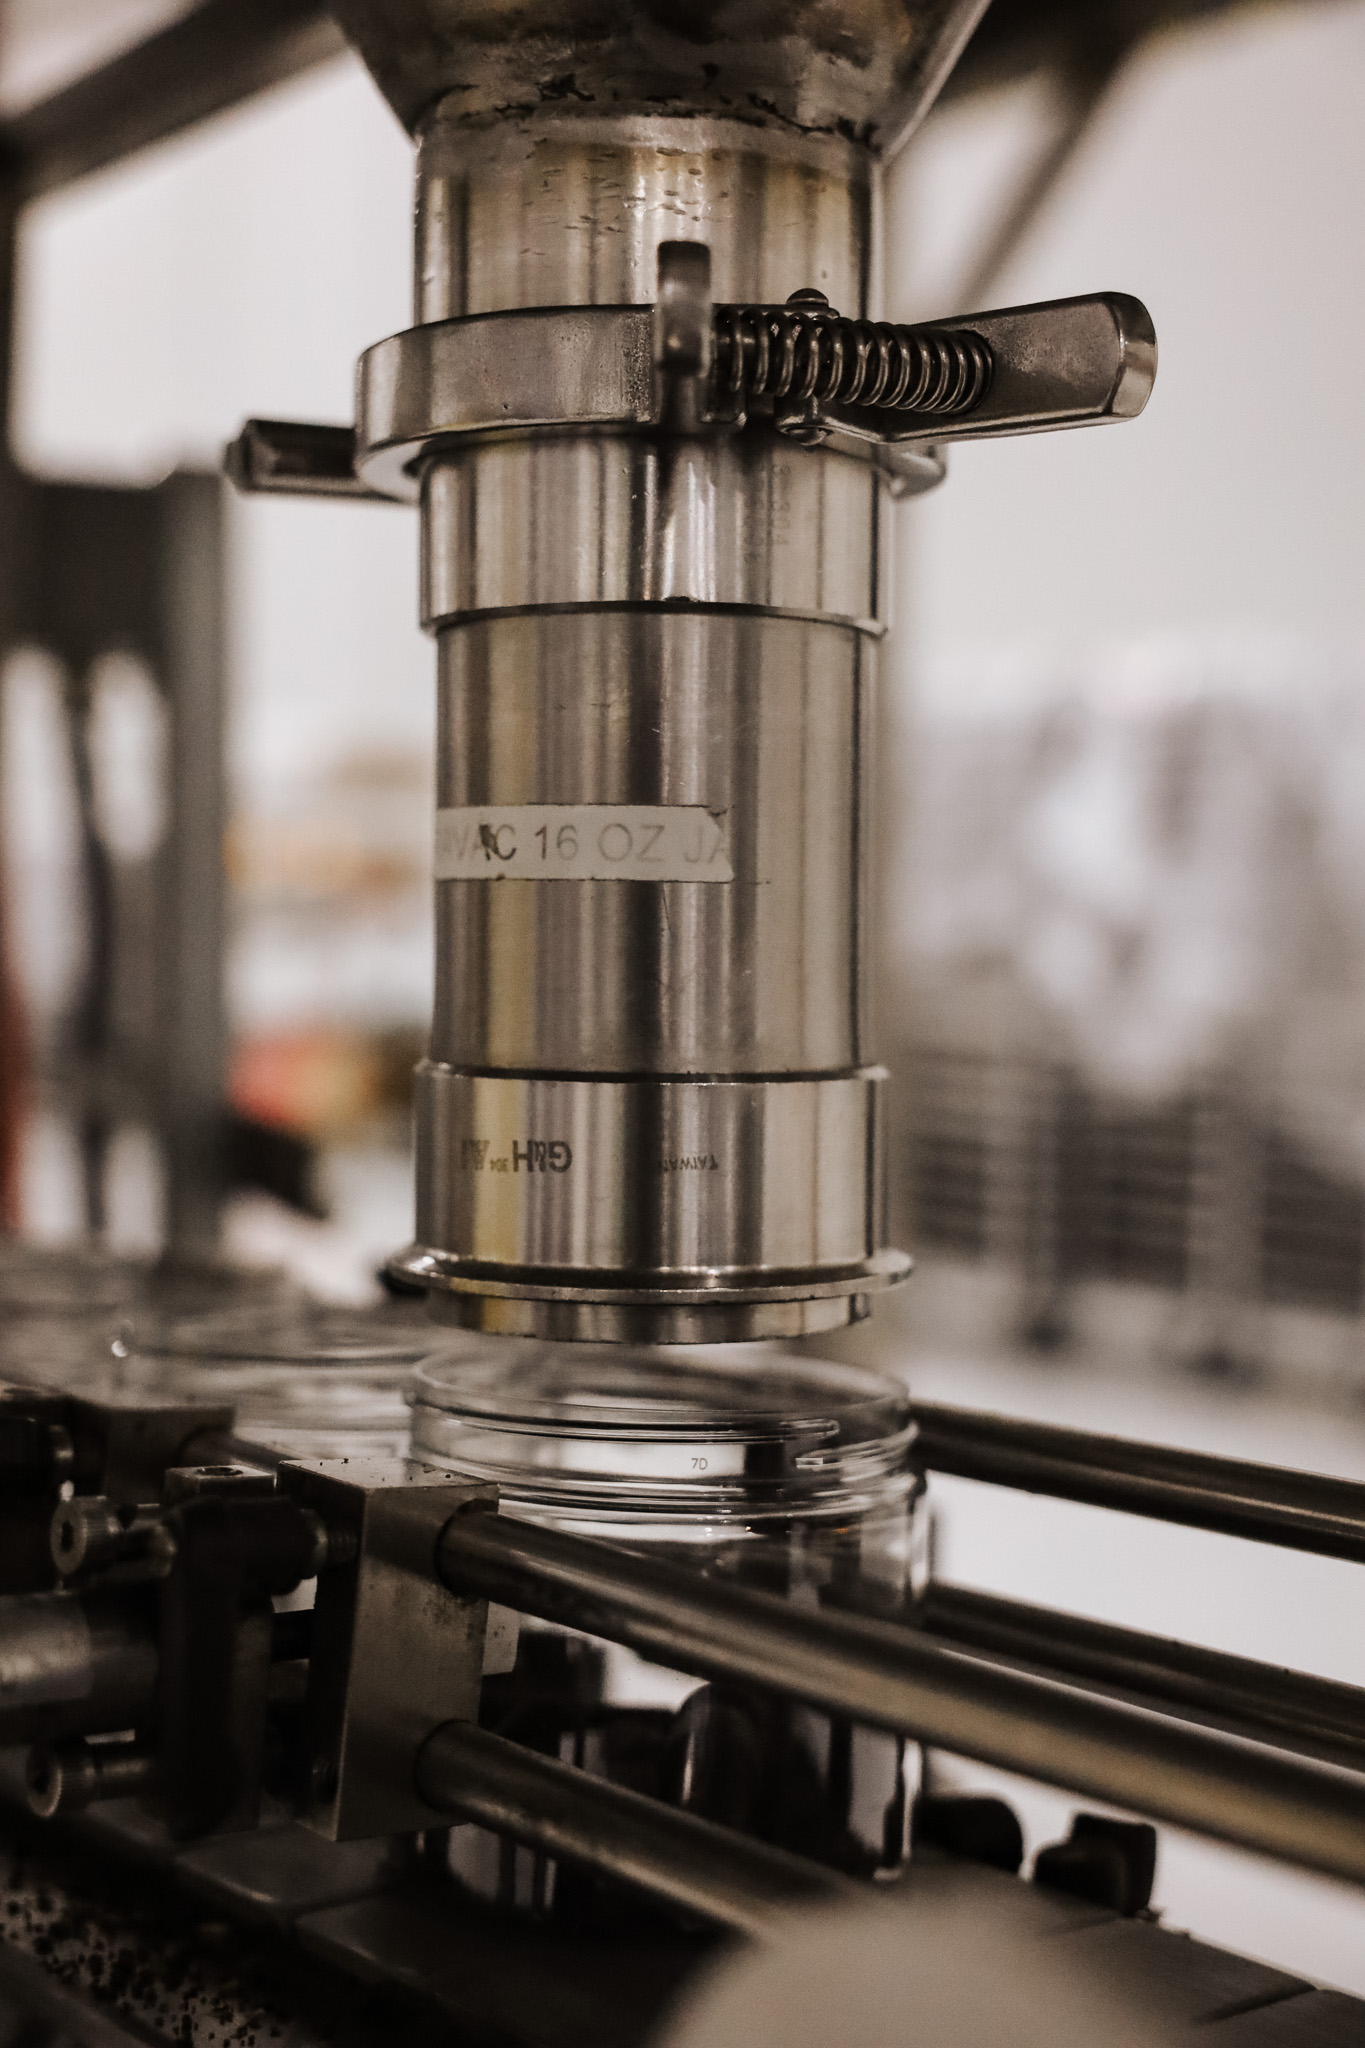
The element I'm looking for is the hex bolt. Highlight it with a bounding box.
[26,1738,159,1818]
[50,1498,174,1579]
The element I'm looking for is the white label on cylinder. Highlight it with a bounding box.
[435,804,734,882]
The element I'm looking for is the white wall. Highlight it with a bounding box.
[889,0,1365,687]
[14,54,429,794]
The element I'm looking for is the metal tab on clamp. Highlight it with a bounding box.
[654,240,714,433]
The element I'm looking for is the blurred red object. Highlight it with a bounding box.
[230,1026,382,1141]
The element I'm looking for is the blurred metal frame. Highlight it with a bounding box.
[8,474,230,1250]
[0,0,347,203]
[0,465,230,1248]
[0,0,355,1248]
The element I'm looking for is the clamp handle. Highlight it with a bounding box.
[226,257,1156,503]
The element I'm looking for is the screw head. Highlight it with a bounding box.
[785,287,839,321]
[775,401,831,448]
[25,1748,61,1819]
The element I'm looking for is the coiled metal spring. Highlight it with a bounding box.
[713,300,992,417]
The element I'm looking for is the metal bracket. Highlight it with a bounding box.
[279,1460,495,1842]
[156,1487,324,1836]
[1,1381,237,1596]
[224,418,375,500]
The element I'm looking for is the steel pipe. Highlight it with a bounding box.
[0,1592,157,1745]
[0,1590,311,1745]
[385,95,911,1342]
[436,1510,1365,1889]
[909,1402,1365,1561]
[916,1582,1365,1774]
[416,1719,852,1938]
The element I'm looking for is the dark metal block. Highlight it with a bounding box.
[175,1825,402,1927]
[298,1885,706,2048]
[1052,1918,1310,2029]
[67,1396,236,1505]
[1206,1990,1365,2045]
[281,1462,492,1840]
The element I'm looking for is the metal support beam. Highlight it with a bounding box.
[437,1509,1365,1890]
[0,0,346,205]
[950,38,1137,310]
[415,1719,854,1939]
[0,154,25,1228]
[155,473,228,1256]
[909,1402,1365,1561]
[916,1581,1365,1775]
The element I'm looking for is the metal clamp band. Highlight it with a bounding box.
[352,306,945,502]
[353,289,1153,499]
[229,274,1154,506]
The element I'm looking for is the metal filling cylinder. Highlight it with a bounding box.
[392,103,916,1340]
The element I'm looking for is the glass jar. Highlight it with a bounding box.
[408,1343,925,1916]
[0,1244,305,1395]
[0,1242,152,1393]
[101,1300,474,1463]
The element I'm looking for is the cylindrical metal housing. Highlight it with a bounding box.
[389,103,916,1339]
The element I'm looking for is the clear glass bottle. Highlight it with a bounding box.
[408,1343,925,1916]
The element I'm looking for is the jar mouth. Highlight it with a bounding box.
[96,1306,470,1442]
[111,1303,444,1370]
[0,1242,143,1315]
[408,1343,917,1521]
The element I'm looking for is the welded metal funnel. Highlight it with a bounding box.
[330,0,991,154]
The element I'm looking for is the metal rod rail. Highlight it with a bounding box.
[909,1402,1365,1562]
[415,1719,853,1939]
[916,1582,1365,1775]
[0,1592,157,1746]
[0,1590,309,1745]
[437,1510,1365,1890]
